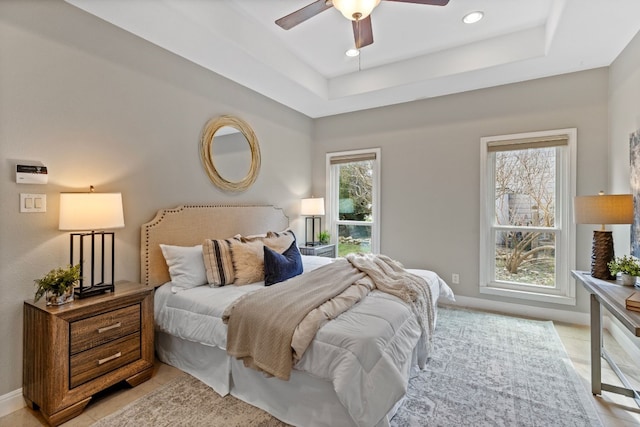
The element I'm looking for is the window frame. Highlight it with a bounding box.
[479,128,577,305]
[326,148,381,255]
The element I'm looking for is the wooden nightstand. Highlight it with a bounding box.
[23,282,154,426]
[299,244,336,258]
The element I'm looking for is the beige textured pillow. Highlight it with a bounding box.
[229,239,265,285]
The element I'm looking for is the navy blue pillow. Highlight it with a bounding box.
[264,241,303,286]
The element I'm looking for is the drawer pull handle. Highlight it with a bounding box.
[98,322,122,333]
[98,352,122,365]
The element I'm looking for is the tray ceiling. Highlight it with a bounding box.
[66,0,640,118]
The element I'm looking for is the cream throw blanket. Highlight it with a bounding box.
[345,253,435,366]
[223,254,434,380]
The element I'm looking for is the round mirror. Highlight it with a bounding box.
[200,116,261,192]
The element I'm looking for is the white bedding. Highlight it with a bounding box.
[154,255,454,427]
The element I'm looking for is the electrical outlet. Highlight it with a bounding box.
[451,273,460,284]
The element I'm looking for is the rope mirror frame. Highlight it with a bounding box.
[200,115,261,192]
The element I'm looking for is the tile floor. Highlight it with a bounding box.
[1,319,639,426]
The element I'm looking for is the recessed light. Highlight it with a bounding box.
[463,11,484,24]
[345,48,360,57]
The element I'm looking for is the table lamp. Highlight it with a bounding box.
[59,187,125,297]
[574,192,633,280]
[301,197,325,246]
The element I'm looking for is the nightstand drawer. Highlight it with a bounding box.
[70,332,141,388]
[70,305,140,354]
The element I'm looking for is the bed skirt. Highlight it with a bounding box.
[155,331,402,427]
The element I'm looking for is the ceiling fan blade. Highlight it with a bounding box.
[383,0,449,5]
[353,16,374,49]
[275,1,333,30]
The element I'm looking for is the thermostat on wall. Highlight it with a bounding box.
[16,164,48,184]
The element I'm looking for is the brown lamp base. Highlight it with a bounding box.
[591,230,615,280]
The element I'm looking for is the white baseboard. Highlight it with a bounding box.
[0,388,24,418]
[445,295,590,325]
[605,316,640,361]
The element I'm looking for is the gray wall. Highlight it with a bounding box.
[0,1,313,396]
[312,68,610,315]
[610,30,640,228]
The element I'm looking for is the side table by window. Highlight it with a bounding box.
[299,244,336,258]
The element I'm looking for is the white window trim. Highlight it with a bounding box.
[479,128,577,305]
[326,148,381,254]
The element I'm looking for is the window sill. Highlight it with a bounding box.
[479,285,576,306]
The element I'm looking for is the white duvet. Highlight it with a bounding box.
[154,255,455,427]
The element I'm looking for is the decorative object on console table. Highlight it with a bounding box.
[59,186,124,298]
[626,292,640,312]
[23,282,154,426]
[608,255,640,286]
[574,192,633,280]
[301,197,325,246]
[299,243,336,258]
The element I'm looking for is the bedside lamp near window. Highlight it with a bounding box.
[59,187,125,298]
[574,192,633,280]
[301,197,325,246]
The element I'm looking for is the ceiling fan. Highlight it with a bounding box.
[275,0,450,49]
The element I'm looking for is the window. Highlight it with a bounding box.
[480,129,576,305]
[326,148,380,257]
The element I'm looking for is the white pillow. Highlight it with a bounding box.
[160,244,208,293]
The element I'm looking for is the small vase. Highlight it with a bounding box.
[620,273,637,287]
[46,288,74,306]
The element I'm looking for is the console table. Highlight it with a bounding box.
[571,270,640,406]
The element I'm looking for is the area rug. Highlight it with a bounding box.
[390,307,602,427]
[91,307,602,427]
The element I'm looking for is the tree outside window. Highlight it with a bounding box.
[327,149,380,257]
[480,129,576,305]
[494,147,556,286]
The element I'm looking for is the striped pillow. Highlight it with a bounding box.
[202,238,238,287]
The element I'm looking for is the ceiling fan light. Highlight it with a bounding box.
[333,0,381,21]
[462,11,484,24]
[345,48,360,57]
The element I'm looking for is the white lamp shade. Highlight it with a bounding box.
[301,197,325,216]
[59,192,125,231]
[332,0,381,20]
[574,194,634,225]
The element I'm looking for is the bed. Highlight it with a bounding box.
[141,204,454,427]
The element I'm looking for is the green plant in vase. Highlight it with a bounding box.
[34,264,80,305]
[318,230,330,245]
[608,255,640,286]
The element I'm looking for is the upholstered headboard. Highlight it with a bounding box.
[140,205,289,287]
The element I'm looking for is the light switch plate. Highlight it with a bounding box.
[20,193,46,213]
